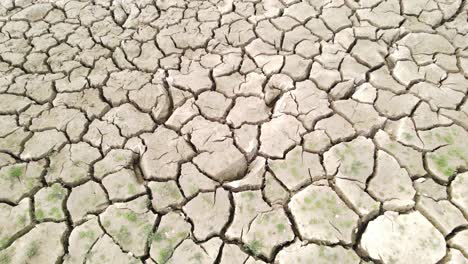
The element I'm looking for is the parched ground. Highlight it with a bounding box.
[0,0,467,263]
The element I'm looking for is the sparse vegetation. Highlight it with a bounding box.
[116,226,131,243]
[290,166,300,178]
[79,230,96,240]
[189,252,203,262]
[114,154,126,162]
[103,220,111,228]
[276,223,286,232]
[50,207,62,219]
[127,184,136,195]
[35,209,45,220]
[47,184,66,201]
[122,211,138,222]
[241,192,254,200]
[158,247,172,264]
[348,160,365,175]
[435,133,454,144]
[166,184,181,199]
[0,239,7,248]
[151,227,189,264]
[7,166,22,180]
[151,229,166,242]
[245,239,262,256]
[18,215,27,225]
[25,178,36,189]
[0,253,11,264]
[402,132,413,140]
[26,241,39,258]
[432,155,455,177]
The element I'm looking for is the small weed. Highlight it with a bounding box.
[245,239,262,256]
[18,214,27,225]
[142,224,152,235]
[35,209,45,220]
[167,184,181,199]
[402,133,413,140]
[79,230,96,240]
[278,162,288,169]
[443,167,455,177]
[0,253,11,264]
[335,149,345,160]
[241,192,254,200]
[122,212,138,222]
[436,133,454,144]
[290,166,300,178]
[435,155,448,167]
[276,223,286,232]
[114,155,126,162]
[127,184,136,195]
[0,238,7,248]
[349,161,365,175]
[47,184,65,201]
[151,229,166,242]
[448,148,464,159]
[50,207,62,219]
[318,246,325,257]
[387,256,398,264]
[309,218,320,225]
[329,204,342,215]
[116,226,131,243]
[315,199,323,209]
[25,178,36,189]
[26,241,39,258]
[8,166,22,179]
[341,220,354,228]
[158,247,172,264]
[103,220,111,228]
[432,155,454,177]
[190,252,203,262]
[307,142,316,150]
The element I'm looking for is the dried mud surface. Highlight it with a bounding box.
[0,0,467,263]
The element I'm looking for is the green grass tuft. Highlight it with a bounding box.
[123,212,138,222]
[35,209,45,220]
[26,241,39,258]
[47,184,66,201]
[432,155,455,177]
[276,223,286,232]
[116,226,131,243]
[158,247,172,264]
[151,228,166,242]
[79,230,96,240]
[0,253,11,264]
[245,239,262,256]
[8,166,22,179]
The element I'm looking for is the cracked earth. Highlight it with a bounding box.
[0,0,467,263]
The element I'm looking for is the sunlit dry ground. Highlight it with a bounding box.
[0,0,467,263]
